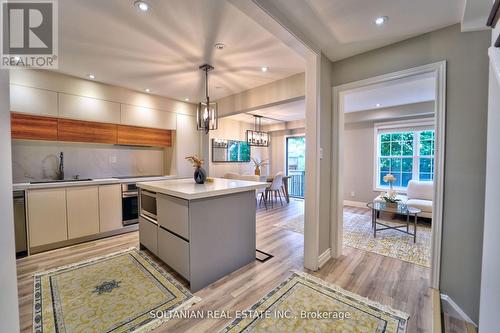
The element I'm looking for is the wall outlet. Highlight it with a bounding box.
[350,191,356,197]
[109,155,117,164]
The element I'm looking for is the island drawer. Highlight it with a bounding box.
[139,216,158,254]
[158,227,190,280]
[157,194,189,240]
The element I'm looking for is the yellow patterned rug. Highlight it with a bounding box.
[343,212,432,267]
[33,248,200,333]
[221,271,409,333]
[273,212,431,267]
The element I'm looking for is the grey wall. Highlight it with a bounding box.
[11,141,166,183]
[343,103,434,203]
[331,24,490,322]
[0,72,20,331]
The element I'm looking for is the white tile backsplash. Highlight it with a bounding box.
[12,140,165,183]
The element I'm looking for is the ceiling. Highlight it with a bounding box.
[257,0,466,61]
[226,99,305,124]
[57,0,305,102]
[343,73,436,113]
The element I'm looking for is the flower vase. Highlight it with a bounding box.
[194,167,207,184]
[254,166,261,176]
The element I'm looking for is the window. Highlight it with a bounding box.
[375,122,435,190]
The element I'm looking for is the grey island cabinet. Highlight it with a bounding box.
[136,178,268,292]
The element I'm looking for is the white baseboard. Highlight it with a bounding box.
[441,294,477,327]
[318,248,332,268]
[343,200,367,208]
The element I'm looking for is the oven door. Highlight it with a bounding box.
[122,191,139,226]
[140,190,157,221]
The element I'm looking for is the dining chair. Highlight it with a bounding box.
[266,173,284,207]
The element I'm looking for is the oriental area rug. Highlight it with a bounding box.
[33,248,199,333]
[220,271,409,333]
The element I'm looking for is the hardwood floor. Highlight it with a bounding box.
[16,199,431,332]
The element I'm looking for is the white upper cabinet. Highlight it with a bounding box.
[59,93,120,124]
[10,84,58,117]
[120,104,176,130]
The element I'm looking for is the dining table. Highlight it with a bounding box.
[265,175,291,203]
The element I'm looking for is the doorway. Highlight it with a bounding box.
[286,136,306,199]
[332,61,446,289]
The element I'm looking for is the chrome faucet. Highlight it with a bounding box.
[56,152,64,180]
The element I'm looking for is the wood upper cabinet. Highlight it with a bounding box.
[58,119,117,144]
[11,113,58,141]
[117,125,172,147]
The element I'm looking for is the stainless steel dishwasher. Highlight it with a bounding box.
[13,191,27,257]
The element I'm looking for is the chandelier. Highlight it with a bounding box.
[196,64,218,134]
[246,115,270,147]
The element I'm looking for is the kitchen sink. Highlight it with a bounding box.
[30,178,93,184]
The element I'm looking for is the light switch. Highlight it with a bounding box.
[319,148,324,159]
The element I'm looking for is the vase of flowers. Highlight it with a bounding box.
[251,157,268,176]
[382,173,400,207]
[186,155,206,184]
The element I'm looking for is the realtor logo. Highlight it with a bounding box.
[1,0,58,68]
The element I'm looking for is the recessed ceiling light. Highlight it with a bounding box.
[87,73,96,79]
[261,66,269,72]
[184,98,190,102]
[214,43,225,50]
[376,103,381,107]
[134,1,150,12]
[374,16,388,26]
[144,88,151,93]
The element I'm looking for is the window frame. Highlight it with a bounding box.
[373,119,435,193]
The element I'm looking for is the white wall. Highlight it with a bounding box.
[479,24,500,332]
[208,118,270,177]
[0,71,20,331]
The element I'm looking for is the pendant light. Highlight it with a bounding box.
[196,64,218,134]
[246,115,270,147]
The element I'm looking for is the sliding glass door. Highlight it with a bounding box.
[286,136,306,198]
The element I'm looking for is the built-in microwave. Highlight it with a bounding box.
[140,189,157,221]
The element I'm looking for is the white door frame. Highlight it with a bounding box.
[331,61,447,289]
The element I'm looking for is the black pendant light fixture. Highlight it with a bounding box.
[246,115,270,147]
[196,64,218,134]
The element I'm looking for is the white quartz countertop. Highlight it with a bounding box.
[13,175,178,191]
[137,178,269,200]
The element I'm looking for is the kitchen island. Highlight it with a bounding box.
[136,178,268,291]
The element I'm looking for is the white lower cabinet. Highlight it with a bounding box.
[99,184,123,232]
[158,227,190,279]
[27,188,68,247]
[139,216,158,254]
[66,186,100,239]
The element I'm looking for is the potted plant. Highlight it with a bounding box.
[382,173,400,207]
[250,157,268,176]
[185,155,206,184]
